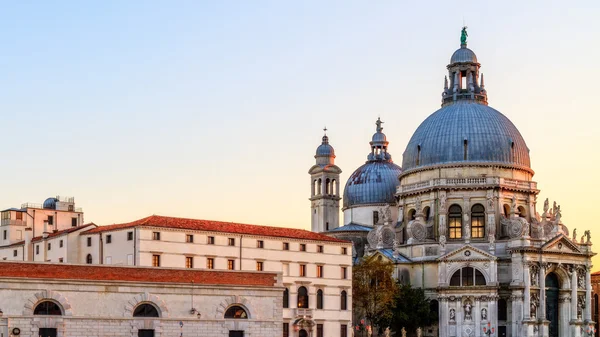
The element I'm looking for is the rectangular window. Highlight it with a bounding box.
[341,324,347,337]
[257,240,264,248]
[283,323,290,337]
[317,245,324,253]
[300,264,307,277]
[207,236,215,244]
[71,218,77,227]
[342,247,347,255]
[152,232,161,240]
[317,265,324,278]
[207,258,214,269]
[106,234,112,244]
[186,256,193,268]
[36,245,39,255]
[48,243,51,251]
[47,215,54,225]
[3,230,6,240]
[228,259,235,270]
[13,249,17,257]
[228,238,235,246]
[341,266,347,279]
[283,242,289,250]
[16,212,23,220]
[186,234,194,243]
[317,324,324,337]
[127,231,133,241]
[300,243,306,252]
[87,237,92,247]
[256,261,263,271]
[59,258,63,263]
[59,240,63,248]
[152,254,160,267]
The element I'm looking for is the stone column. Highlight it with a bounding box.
[440,298,448,337]
[540,264,547,320]
[475,298,481,337]
[586,266,593,321]
[489,297,497,337]
[524,263,531,319]
[572,267,579,321]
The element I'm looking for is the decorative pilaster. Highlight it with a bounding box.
[572,266,579,321]
[524,262,531,320]
[540,263,547,320]
[586,266,592,322]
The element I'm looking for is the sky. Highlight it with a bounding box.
[1,1,599,269]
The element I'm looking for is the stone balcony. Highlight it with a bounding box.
[397,177,538,195]
[294,308,313,317]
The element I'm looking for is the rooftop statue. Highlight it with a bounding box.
[461,26,468,45]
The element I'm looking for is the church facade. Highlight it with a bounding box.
[320,29,596,337]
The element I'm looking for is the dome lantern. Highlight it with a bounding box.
[442,27,488,107]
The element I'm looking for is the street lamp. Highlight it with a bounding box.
[483,322,495,336]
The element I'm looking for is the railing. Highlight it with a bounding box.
[1,219,26,226]
[398,177,537,193]
[20,203,83,212]
[294,308,313,317]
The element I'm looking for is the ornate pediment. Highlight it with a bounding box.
[437,244,497,262]
[541,234,582,254]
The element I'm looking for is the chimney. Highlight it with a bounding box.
[24,227,33,261]
[42,220,49,239]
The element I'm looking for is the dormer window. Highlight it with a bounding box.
[463,139,468,160]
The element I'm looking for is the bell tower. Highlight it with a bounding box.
[308,128,342,232]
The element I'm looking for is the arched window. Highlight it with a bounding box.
[34,301,62,315]
[86,254,92,264]
[498,298,508,321]
[326,178,331,194]
[317,179,322,195]
[133,303,159,317]
[448,205,462,239]
[332,179,337,195]
[503,204,510,217]
[423,206,431,222]
[317,289,323,309]
[471,204,485,238]
[340,290,347,310]
[224,305,248,319]
[449,267,487,286]
[312,180,317,196]
[518,206,527,218]
[297,286,309,308]
[283,288,289,308]
[408,209,416,221]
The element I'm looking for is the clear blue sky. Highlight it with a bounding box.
[1,1,599,267]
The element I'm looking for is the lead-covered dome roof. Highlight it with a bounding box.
[343,118,402,209]
[402,101,530,173]
[451,46,478,63]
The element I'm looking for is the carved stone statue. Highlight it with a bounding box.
[449,308,456,321]
[461,26,468,45]
[464,223,471,241]
[385,327,391,337]
[416,327,422,337]
[578,270,585,289]
[379,204,392,224]
[439,193,447,213]
[481,308,488,320]
[401,327,407,337]
[530,265,539,287]
[415,196,422,214]
[573,228,578,242]
[511,195,517,214]
[530,301,537,318]
[543,198,549,215]
[585,230,591,243]
[553,201,558,215]
[464,301,473,320]
[397,205,404,224]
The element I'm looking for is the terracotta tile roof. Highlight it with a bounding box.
[32,223,96,243]
[592,270,600,276]
[0,240,25,248]
[83,215,348,243]
[0,261,277,287]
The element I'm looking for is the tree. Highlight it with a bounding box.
[390,283,438,336]
[352,255,398,333]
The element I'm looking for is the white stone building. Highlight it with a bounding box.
[0,261,282,337]
[322,28,596,337]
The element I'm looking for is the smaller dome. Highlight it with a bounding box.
[43,197,58,210]
[371,132,387,143]
[451,46,478,64]
[315,135,335,157]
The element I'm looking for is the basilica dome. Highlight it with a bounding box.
[343,118,402,209]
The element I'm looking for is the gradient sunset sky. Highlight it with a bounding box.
[1,1,599,268]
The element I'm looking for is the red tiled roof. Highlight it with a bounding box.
[0,240,25,248]
[0,261,277,287]
[83,215,348,243]
[592,270,600,276]
[32,223,96,242]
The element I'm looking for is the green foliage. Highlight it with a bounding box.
[390,283,438,336]
[352,255,398,332]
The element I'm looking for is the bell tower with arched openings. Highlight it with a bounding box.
[308,128,341,233]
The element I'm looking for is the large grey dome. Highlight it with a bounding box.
[343,161,402,208]
[402,101,531,173]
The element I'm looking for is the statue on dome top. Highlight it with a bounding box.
[461,26,468,46]
[376,117,384,133]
